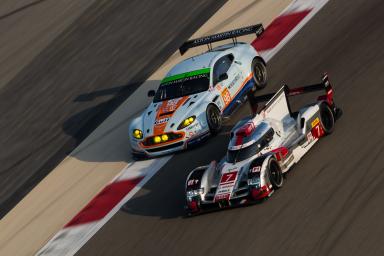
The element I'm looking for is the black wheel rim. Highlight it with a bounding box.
[209,108,221,129]
[253,63,266,84]
[321,107,333,131]
[270,162,281,185]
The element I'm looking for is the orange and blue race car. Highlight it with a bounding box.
[129,24,268,157]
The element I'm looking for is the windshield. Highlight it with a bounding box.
[227,127,274,163]
[153,69,210,102]
[227,143,260,164]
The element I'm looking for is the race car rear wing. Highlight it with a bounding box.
[248,74,336,115]
[179,24,264,55]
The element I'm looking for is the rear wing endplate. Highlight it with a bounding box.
[179,24,264,55]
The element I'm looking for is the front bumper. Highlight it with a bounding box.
[186,185,273,214]
[131,129,210,157]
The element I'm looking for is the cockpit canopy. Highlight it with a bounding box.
[227,121,274,163]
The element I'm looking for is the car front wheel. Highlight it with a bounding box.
[267,158,283,189]
[206,104,222,135]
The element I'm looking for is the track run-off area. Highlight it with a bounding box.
[2,0,384,255]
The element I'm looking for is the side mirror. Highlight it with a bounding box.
[147,90,155,97]
[218,73,228,82]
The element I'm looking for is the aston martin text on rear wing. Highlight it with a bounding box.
[179,24,264,55]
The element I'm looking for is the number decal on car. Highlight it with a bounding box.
[221,88,231,106]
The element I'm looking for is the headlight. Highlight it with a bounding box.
[153,134,169,144]
[132,129,143,139]
[161,134,169,141]
[248,177,261,188]
[186,188,204,198]
[178,116,196,130]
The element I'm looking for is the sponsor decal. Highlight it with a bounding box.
[301,132,315,148]
[216,99,224,110]
[215,193,230,201]
[214,171,238,202]
[165,99,180,112]
[220,171,237,183]
[251,166,261,173]
[186,122,198,131]
[165,74,209,86]
[227,73,241,90]
[161,68,210,84]
[187,179,199,187]
[310,117,324,138]
[272,147,289,161]
[311,122,324,138]
[311,117,320,128]
[192,26,259,45]
[154,117,169,125]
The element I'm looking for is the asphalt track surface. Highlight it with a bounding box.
[0,0,225,218]
[78,0,384,255]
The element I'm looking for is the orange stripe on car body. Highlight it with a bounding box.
[153,96,189,135]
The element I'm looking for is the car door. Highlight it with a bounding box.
[212,54,243,110]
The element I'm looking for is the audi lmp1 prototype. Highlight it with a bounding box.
[185,74,342,214]
[129,24,268,157]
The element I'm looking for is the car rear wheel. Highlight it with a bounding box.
[252,57,267,90]
[268,158,283,189]
[319,102,335,135]
[206,104,222,135]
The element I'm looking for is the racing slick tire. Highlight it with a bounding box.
[267,158,283,189]
[206,104,222,135]
[319,102,335,135]
[251,57,267,90]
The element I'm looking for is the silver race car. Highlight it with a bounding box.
[185,74,342,214]
[129,24,267,158]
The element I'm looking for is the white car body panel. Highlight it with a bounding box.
[185,77,341,213]
[129,42,263,157]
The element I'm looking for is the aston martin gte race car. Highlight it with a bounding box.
[185,74,342,214]
[129,24,267,157]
